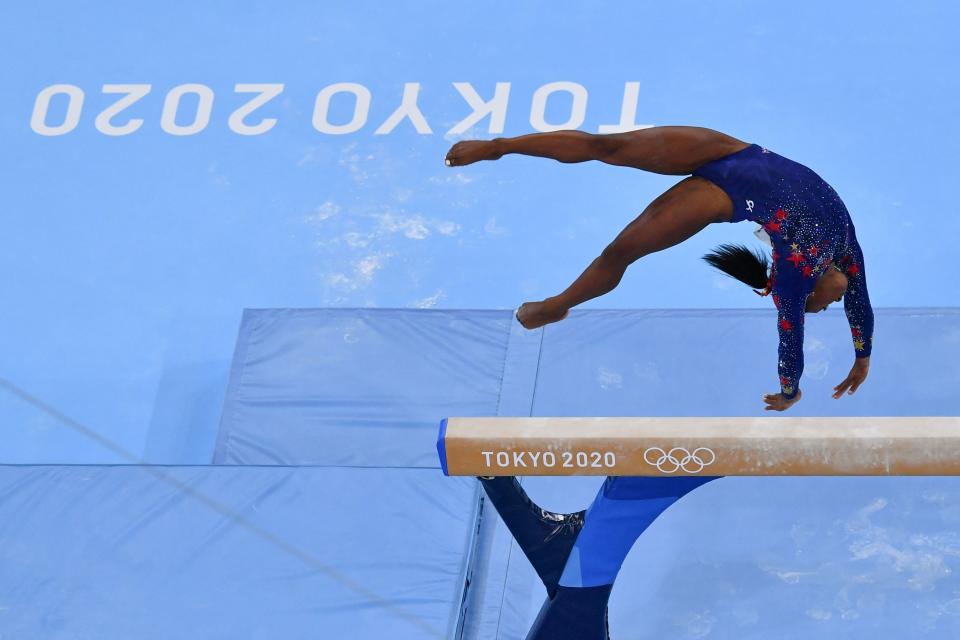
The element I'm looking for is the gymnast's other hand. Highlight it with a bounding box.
[444,140,503,167]
[764,388,802,412]
[833,357,869,399]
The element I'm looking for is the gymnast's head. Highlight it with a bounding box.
[701,243,848,313]
[805,264,848,313]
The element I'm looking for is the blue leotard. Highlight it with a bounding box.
[692,144,874,399]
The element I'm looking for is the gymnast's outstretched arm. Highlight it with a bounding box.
[444,125,748,175]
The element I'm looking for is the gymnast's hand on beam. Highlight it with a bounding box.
[763,389,802,412]
[444,140,503,167]
[833,357,870,399]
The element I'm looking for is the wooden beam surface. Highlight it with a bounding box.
[438,417,960,476]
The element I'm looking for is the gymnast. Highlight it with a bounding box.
[445,126,874,411]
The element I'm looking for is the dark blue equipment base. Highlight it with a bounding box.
[479,475,719,639]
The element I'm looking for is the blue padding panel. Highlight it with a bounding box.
[503,476,960,639]
[215,309,512,465]
[0,465,477,640]
[461,317,545,637]
[608,476,960,638]
[534,308,960,416]
[496,316,544,416]
[207,307,960,638]
[219,308,960,468]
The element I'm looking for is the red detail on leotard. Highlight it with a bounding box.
[763,221,782,234]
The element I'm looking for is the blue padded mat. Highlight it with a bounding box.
[211,307,960,639]
[215,309,513,465]
[216,308,960,467]
[0,465,478,640]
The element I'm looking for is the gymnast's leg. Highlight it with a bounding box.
[445,125,748,175]
[443,126,746,329]
[518,175,734,328]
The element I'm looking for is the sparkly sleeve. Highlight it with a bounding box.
[838,238,874,358]
[771,248,816,400]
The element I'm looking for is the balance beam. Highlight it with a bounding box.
[438,417,960,476]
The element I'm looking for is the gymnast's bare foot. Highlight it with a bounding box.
[516,299,569,329]
[444,140,503,167]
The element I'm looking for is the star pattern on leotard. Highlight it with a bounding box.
[850,326,868,352]
[693,144,874,399]
[763,200,844,399]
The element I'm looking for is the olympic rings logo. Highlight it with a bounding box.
[643,446,716,474]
